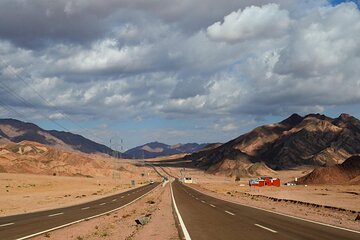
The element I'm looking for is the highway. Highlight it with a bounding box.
[171,180,360,240]
[0,182,159,240]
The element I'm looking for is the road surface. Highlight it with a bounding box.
[171,180,360,240]
[0,182,159,240]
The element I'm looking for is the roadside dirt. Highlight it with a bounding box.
[32,183,179,240]
[0,165,160,217]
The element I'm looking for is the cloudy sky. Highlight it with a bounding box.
[0,0,359,149]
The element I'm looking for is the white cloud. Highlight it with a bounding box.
[1,1,360,147]
[48,112,65,120]
[207,4,291,43]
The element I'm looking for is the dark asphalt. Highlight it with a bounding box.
[171,180,360,240]
[0,182,159,240]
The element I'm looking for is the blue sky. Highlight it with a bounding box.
[330,0,359,6]
[1,0,360,149]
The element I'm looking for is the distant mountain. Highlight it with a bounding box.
[124,141,208,159]
[298,155,360,185]
[185,113,360,177]
[0,118,115,155]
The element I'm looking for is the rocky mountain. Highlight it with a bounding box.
[186,113,360,176]
[124,141,208,159]
[0,140,142,178]
[298,155,360,185]
[0,118,114,155]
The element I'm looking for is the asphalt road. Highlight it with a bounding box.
[171,180,360,240]
[0,182,159,240]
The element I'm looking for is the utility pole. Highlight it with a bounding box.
[109,137,124,181]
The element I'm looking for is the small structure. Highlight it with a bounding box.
[249,179,265,187]
[183,177,193,184]
[249,177,280,187]
[261,177,281,187]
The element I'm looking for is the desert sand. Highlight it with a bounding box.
[0,162,161,217]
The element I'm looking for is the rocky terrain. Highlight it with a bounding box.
[125,141,208,159]
[186,113,360,177]
[298,155,360,185]
[0,140,133,178]
[0,118,114,155]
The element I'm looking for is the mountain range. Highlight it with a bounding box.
[0,118,207,159]
[185,113,360,177]
[124,142,208,159]
[0,118,113,155]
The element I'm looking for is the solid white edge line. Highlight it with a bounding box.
[15,184,159,240]
[48,213,64,217]
[170,182,192,240]
[255,224,277,233]
[225,210,235,216]
[0,222,14,227]
[184,184,360,234]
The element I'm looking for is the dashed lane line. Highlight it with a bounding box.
[99,203,106,206]
[255,224,277,233]
[48,213,64,217]
[225,211,235,216]
[81,207,90,210]
[0,223,14,227]
[210,204,216,208]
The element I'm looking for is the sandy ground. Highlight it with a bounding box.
[33,183,179,240]
[0,164,161,217]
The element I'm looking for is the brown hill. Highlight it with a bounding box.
[298,156,360,185]
[0,141,119,177]
[186,113,360,175]
[0,118,115,155]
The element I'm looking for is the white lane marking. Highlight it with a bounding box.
[81,207,90,210]
[201,200,206,203]
[112,199,117,202]
[225,211,235,216]
[210,204,216,208]
[0,222,14,227]
[16,183,160,240]
[170,182,192,240]
[99,203,106,206]
[121,196,124,198]
[48,212,64,217]
[255,224,277,233]
[195,197,199,200]
[184,184,360,234]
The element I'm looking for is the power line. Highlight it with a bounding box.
[0,59,106,144]
[0,80,72,132]
[0,60,90,131]
[0,98,31,122]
